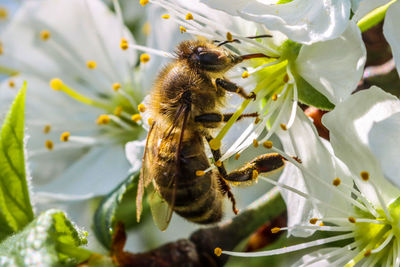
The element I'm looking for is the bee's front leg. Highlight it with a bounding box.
[195,112,258,124]
[215,78,256,100]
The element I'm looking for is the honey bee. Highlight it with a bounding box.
[136,39,288,230]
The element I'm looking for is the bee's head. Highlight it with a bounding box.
[176,40,241,72]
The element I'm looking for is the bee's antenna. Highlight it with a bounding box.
[215,34,273,47]
[246,34,273,39]
[216,39,241,47]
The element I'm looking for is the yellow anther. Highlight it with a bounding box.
[45,140,54,150]
[252,170,259,179]
[332,177,341,186]
[50,78,63,91]
[131,114,142,122]
[214,247,222,257]
[196,170,205,176]
[0,43,3,55]
[319,222,325,226]
[120,38,129,50]
[360,171,369,181]
[40,30,51,41]
[161,14,170,19]
[271,227,281,234]
[263,141,273,149]
[8,80,15,88]
[140,0,149,6]
[348,217,356,223]
[87,61,97,69]
[272,93,278,101]
[142,22,151,36]
[97,114,110,125]
[185,13,193,20]
[140,53,150,63]
[112,83,121,91]
[215,160,222,167]
[179,26,187,33]
[364,249,371,257]
[226,32,233,41]
[138,103,146,113]
[0,7,8,20]
[148,117,155,126]
[235,153,240,160]
[209,138,221,151]
[254,117,261,124]
[280,123,287,131]
[309,218,318,224]
[43,125,51,134]
[113,106,123,116]
[242,71,250,79]
[253,139,259,148]
[283,74,289,83]
[60,132,70,142]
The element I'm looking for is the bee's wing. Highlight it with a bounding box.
[137,103,191,231]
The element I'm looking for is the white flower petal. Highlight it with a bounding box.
[125,139,146,172]
[368,112,400,189]
[278,107,352,237]
[323,86,400,205]
[293,247,344,266]
[383,1,400,77]
[201,0,351,44]
[296,21,366,104]
[35,145,131,196]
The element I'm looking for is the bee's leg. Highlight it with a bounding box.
[215,78,256,100]
[195,112,258,123]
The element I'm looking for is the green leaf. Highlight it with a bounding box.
[0,82,33,240]
[0,209,91,267]
[294,74,335,110]
[94,171,144,248]
[277,0,294,3]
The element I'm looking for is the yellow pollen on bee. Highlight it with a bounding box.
[271,227,281,234]
[138,103,146,113]
[140,53,150,63]
[50,78,63,91]
[139,0,149,6]
[131,114,142,122]
[360,171,370,181]
[235,153,240,160]
[40,30,51,41]
[0,7,8,20]
[148,117,155,126]
[87,61,97,69]
[209,138,221,151]
[113,106,123,116]
[161,14,170,19]
[43,124,51,134]
[196,170,205,176]
[112,83,121,91]
[280,123,287,131]
[364,249,372,257]
[45,140,54,150]
[120,38,129,50]
[272,93,278,101]
[215,160,222,167]
[254,117,261,124]
[263,141,273,149]
[252,170,259,179]
[60,132,70,142]
[214,247,222,257]
[348,217,356,223]
[309,218,318,224]
[185,13,193,20]
[96,114,110,125]
[8,80,15,88]
[226,32,233,42]
[332,177,341,186]
[142,22,151,36]
[179,26,187,33]
[253,139,259,148]
[242,71,250,79]
[283,74,289,83]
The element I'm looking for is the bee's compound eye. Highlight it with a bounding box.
[198,52,220,66]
